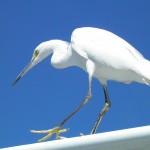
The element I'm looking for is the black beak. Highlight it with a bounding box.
[12,58,35,85]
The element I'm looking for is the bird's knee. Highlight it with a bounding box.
[84,93,92,104]
[100,101,111,115]
[107,100,111,108]
[105,98,111,107]
[89,93,92,99]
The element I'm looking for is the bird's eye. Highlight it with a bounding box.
[33,50,39,58]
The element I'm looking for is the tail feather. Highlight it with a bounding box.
[138,59,150,85]
[142,78,150,86]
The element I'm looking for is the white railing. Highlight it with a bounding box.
[1,126,150,150]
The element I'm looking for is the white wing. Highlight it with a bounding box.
[71,27,145,70]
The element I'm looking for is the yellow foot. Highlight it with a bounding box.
[80,132,84,136]
[31,126,69,142]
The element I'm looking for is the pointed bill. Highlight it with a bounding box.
[12,58,35,85]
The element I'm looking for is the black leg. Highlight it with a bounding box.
[58,75,93,127]
[31,59,95,142]
[91,85,111,134]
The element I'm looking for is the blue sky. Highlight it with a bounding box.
[1,0,150,148]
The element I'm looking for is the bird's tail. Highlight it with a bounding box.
[136,59,150,85]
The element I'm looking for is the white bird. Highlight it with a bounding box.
[13,27,150,142]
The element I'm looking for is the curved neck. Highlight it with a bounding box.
[50,40,84,69]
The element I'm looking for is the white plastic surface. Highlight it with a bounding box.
[1,126,150,150]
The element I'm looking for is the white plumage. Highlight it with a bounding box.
[13,27,150,142]
[71,27,150,85]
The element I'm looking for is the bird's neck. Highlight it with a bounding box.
[50,40,85,69]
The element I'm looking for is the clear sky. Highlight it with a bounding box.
[1,0,150,148]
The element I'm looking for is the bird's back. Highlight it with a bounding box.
[71,27,150,85]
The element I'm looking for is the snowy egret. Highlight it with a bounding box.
[13,27,150,142]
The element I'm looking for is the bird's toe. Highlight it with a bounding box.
[31,126,69,142]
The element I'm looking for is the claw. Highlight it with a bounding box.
[31,127,69,142]
[80,132,84,136]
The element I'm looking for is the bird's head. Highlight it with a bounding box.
[12,41,53,85]
[12,40,71,85]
